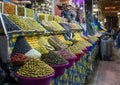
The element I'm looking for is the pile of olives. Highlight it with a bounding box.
[8,15,33,31]
[17,58,54,78]
[42,51,67,66]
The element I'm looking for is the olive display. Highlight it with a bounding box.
[24,18,46,32]
[59,23,73,31]
[69,23,82,29]
[25,36,54,54]
[49,21,65,31]
[2,15,21,32]
[38,36,54,50]
[67,45,83,54]
[26,8,34,18]
[25,36,40,49]
[88,36,98,42]
[4,2,15,15]
[17,6,24,16]
[17,58,54,78]
[8,15,33,31]
[57,35,73,45]
[57,49,76,59]
[41,20,65,32]
[67,41,91,54]
[48,36,68,50]
[0,2,2,12]
[39,14,45,21]
[73,33,84,41]
[11,37,32,57]
[35,46,49,54]
[11,53,28,67]
[42,51,67,66]
[41,21,54,31]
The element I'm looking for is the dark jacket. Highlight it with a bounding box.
[26,0,34,8]
[75,8,80,22]
[117,33,120,49]
[61,10,73,22]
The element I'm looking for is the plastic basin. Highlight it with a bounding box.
[75,52,84,61]
[87,46,93,51]
[66,56,77,68]
[15,72,55,85]
[86,46,91,49]
[52,62,69,77]
[82,48,88,53]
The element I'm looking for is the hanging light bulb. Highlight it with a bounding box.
[80,6,83,10]
[80,4,83,10]
[117,12,120,15]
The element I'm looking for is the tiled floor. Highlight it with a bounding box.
[87,48,120,85]
[93,61,120,85]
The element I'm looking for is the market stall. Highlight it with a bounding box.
[0,1,104,85]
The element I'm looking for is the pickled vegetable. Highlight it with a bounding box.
[25,36,39,48]
[67,41,91,54]
[0,2,2,12]
[17,6,24,16]
[38,36,54,50]
[50,21,64,31]
[69,23,82,29]
[57,49,77,59]
[11,53,28,66]
[26,8,34,18]
[4,2,16,15]
[24,18,46,32]
[36,46,49,54]
[41,20,55,31]
[8,15,33,30]
[57,35,73,45]
[48,36,68,50]
[17,58,54,78]
[41,20,65,32]
[42,51,67,66]
[39,14,45,21]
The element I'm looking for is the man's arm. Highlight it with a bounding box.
[61,11,65,17]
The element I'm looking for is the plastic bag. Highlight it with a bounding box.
[25,49,41,58]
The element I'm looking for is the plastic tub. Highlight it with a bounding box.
[82,49,88,53]
[52,62,69,77]
[75,52,84,61]
[66,56,77,68]
[15,72,55,85]
[87,46,93,51]
[86,46,90,49]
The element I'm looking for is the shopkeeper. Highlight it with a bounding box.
[25,0,34,8]
[61,5,73,22]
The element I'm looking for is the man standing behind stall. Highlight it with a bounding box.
[61,4,73,22]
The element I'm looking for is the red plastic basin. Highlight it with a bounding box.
[75,52,84,61]
[15,72,55,85]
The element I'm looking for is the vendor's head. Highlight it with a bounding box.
[66,4,71,10]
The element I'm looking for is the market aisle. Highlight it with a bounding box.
[93,61,120,85]
[91,48,120,85]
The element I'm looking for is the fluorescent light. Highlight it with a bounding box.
[93,8,98,11]
[93,5,96,7]
[80,7,83,10]
[93,13,96,15]
[117,12,120,15]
